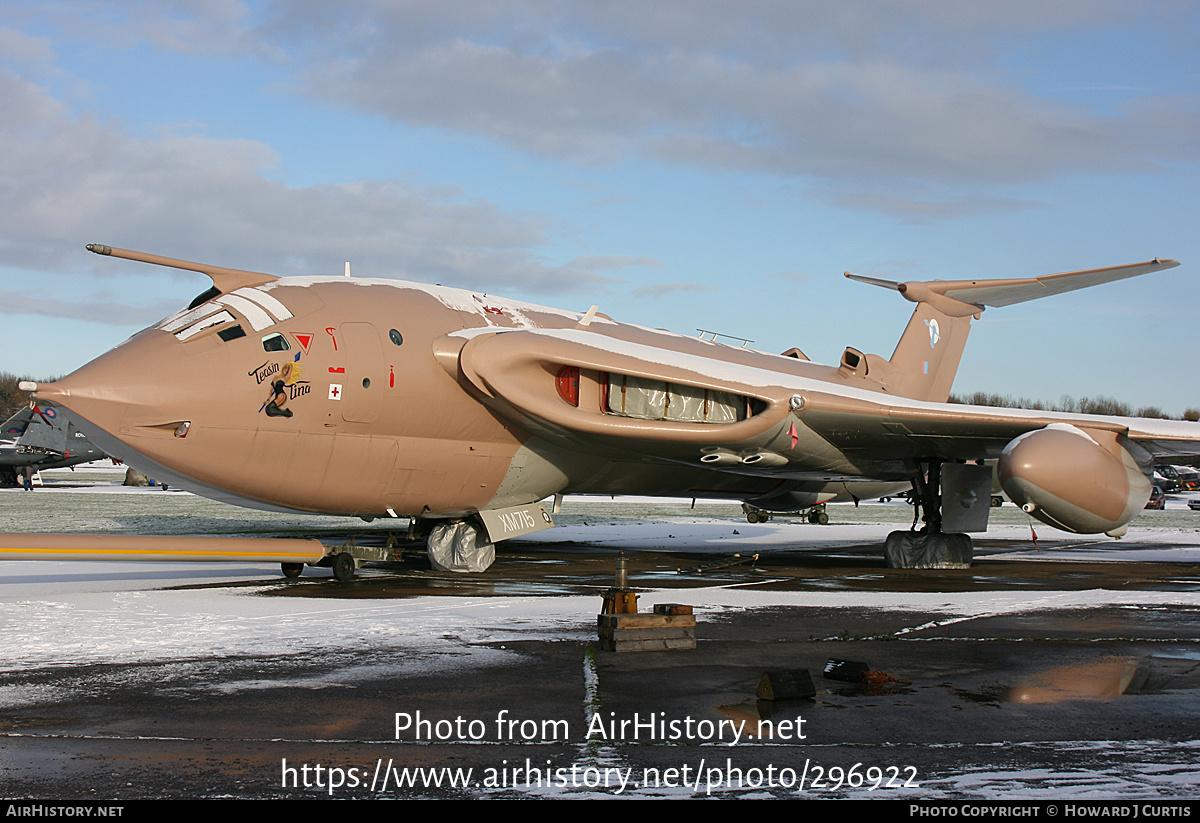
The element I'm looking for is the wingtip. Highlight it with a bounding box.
[845,272,904,291]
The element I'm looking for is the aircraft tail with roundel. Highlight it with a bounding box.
[844,258,1178,403]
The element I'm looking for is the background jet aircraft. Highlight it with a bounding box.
[7,244,1200,577]
[0,404,108,487]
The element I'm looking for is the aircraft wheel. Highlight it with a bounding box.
[427,520,496,572]
[281,563,304,579]
[991,496,1003,507]
[809,510,829,525]
[332,553,356,582]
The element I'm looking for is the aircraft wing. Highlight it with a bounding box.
[0,406,35,439]
[439,326,1200,473]
[439,325,1200,537]
[0,403,109,469]
[793,391,1200,462]
[0,404,68,454]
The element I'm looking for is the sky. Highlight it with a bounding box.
[1,1,1198,412]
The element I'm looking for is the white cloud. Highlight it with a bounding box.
[12,0,264,56]
[0,27,56,68]
[0,69,620,313]
[258,1,1200,190]
[0,287,177,326]
[9,2,1198,223]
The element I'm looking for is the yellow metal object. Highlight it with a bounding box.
[601,590,639,614]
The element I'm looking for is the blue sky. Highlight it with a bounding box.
[2,1,1198,412]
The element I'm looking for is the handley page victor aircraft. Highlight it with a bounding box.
[6,244,1200,578]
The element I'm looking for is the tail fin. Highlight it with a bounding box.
[845,258,1179,403]
[869,302,971,402]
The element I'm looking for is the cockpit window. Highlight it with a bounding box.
[262,333,290,352]
[218,325,247,342]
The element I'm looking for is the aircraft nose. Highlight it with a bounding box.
[30,328,189,448]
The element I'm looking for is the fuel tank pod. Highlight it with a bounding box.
[998,423,1152,536]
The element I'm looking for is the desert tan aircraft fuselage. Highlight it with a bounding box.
[11,245,1200,575]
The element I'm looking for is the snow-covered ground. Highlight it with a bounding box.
[4,471,1200,675]
[2,470,1200,798]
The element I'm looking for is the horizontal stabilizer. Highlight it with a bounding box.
[847,259,1179,317]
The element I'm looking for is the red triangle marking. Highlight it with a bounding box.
[291,332,314,355]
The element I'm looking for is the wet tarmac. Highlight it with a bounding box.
[2,531,1200,799]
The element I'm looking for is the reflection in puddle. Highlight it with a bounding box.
[1154,650,1200,661]
[1009,657,1140,703]
[717,701,810,740]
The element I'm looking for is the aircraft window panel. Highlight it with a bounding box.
[217,324,246,342]
[665,383,706,422]
[627,376,667,419]
[605,373,750,424]
[261,333,290,352]
[633,376,672,422]
[607,374,664,419]
[159,302,222,332]
[175,310,236,340]
[705,391,743,423]
[605,373,621,414]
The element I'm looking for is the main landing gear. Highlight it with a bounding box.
[425,519,495,573]
[884,458,973,570]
